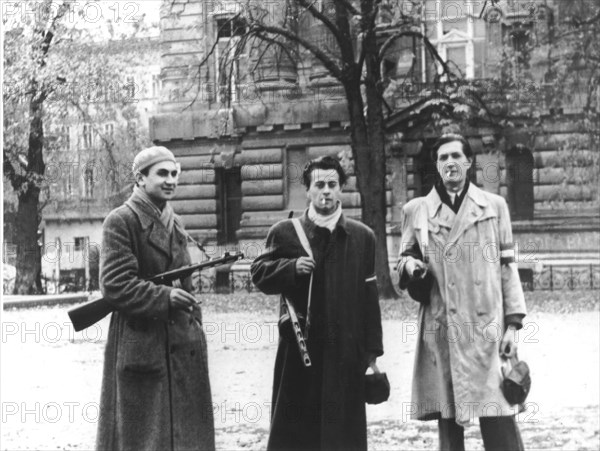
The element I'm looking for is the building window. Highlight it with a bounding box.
[104,123,114,142]
[286,147,310,211]
[84,166,94,198]
[216,167,242,244]
[127,121,137,146]
[65,175,73,197]
[124,76,136,101]
[505,23,533,71]
[83,124,94,149]
[505,145,534,219]
[74,237,87,252]
[215,16,245,104]
[151,74,161,98]
[425,2,487,79]
[61,126,70,151]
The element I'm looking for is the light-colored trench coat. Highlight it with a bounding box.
[96,195,215,451]
[398,184,527,424]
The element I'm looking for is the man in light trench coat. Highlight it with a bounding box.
[96,146,215,451]
[397,134,527,451]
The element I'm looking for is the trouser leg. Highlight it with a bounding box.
[479,416,524,451]
[438,418,465,451]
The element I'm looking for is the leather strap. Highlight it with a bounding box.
[419,203,429,264]
[291,218,314,339]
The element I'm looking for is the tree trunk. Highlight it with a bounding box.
[362,32,397,299]
[344,82,398,299]
[14,89,45,294]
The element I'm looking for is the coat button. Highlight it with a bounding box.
[449,308,457,314]
[169,320,175,325]
[475,280,481,285]
[448,282,455,288]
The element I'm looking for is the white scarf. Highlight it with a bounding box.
[308,201,343,232]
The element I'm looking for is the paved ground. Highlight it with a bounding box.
[1,291,599,450]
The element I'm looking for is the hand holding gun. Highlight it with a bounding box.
[68,251,244,331]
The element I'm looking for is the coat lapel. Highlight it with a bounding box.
[419,189,453,231]
[447,184,491,245]
[125,196,172,259]
[148,223,172,259]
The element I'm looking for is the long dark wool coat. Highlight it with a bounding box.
[96,195,215,451]
[251,211,384,451]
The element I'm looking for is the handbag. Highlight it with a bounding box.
[365,362,390,405]
[501,353,531,405]
[406,269,434,304]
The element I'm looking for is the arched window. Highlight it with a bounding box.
[506,145,534,220]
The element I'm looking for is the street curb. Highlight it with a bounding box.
[2,294,89,310]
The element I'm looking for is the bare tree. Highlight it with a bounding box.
[174,0,491,298]
[3,0,153,293]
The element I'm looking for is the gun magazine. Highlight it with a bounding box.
[283,298,312,367]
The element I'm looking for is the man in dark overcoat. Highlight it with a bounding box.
[251,156,384,451]
[398,134,527,451]
[96,146,215,451]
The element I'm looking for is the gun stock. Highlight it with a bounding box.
[68,252,244,332]
[68,297,114,332]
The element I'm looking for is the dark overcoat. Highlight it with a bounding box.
[251,212,384,451]
[397,184,527,424]
[96,195,215,451]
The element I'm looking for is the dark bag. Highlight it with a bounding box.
[365,362,390,405]
[406,269,434,305]
[501,354,531,405]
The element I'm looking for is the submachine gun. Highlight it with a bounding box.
[67,251,244,331]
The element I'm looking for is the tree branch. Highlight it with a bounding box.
[252,32,301,72]
[296,0,345,47]
[334,0,361,17]
[379,30,453,78]
[181,16,232,110]
[3,149,27,191]
[248,22,343,79]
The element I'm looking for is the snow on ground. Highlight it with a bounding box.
[1,292,599,450]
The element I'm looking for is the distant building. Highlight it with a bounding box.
[39,37,162,291]
[148,0,600,290]
[147,0,599,290]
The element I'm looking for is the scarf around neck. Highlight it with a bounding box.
[435,179,470,214]
[308,201,343,232]
[131,185,176,233]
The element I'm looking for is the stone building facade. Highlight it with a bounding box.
[151,0,599,290]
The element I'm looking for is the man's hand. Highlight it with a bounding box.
[500,324,518,357]
[405,258,427,279]
[364,352,377,372]
[169,288,199,312]
[295,256,316,275]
